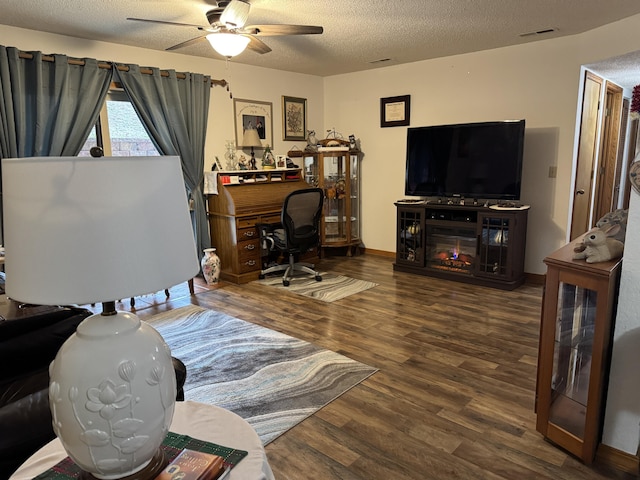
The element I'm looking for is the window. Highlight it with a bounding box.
[79,90,159,157]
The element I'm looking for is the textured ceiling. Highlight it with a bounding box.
[1,0,640,84]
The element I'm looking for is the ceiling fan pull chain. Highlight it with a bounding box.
[225,57,233,98]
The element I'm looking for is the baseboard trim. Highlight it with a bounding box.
[596,444,639,475]
[360,248,395,258]
[525,272,545,285]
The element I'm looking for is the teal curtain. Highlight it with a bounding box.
[115,64,211,259]
[0,45,113,244]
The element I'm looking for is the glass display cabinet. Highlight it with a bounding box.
[300,145,361,255]
[535,240,622,464]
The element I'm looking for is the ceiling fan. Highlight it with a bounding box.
[127,0,323,57]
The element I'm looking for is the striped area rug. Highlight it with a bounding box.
[256,272,378,302]
[149,305,377,445]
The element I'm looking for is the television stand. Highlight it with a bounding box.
[393,201,528,290]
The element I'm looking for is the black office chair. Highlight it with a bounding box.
[259,188,324,286]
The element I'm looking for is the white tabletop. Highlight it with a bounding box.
[10,401,275,480]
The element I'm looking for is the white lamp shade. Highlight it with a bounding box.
[206,33,250,57]
[2,155,200,305]
[242,127,262,148]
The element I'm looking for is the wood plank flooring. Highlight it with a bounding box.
[109,253,634,480]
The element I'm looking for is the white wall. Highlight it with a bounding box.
[323,13,640,275]
[0,25,324,171]
[602,189,640,455]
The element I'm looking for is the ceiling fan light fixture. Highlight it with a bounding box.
[220,0,251,28]
[207,33,250,57]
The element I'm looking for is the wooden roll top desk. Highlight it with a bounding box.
[206,169,312,284]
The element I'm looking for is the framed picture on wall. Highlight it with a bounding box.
[282,96,307,141]
[234,98,273,148]
[380,95,411,127]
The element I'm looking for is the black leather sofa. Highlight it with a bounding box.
[0,303,187,479]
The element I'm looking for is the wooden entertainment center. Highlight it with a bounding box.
[393,200,528,290]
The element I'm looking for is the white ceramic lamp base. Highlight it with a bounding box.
[49,310,176,479]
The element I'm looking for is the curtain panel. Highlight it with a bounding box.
[115,64,211,260]
[0,46,112,244]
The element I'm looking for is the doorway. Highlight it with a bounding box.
[570,71,627,240]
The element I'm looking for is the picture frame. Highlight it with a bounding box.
[275,155,287,168]
[282,96,307,141]
[234,98,273,149]
[380,95,411,127]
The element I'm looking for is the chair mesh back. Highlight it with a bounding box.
[282,188,323,252]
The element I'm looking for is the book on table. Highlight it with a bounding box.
[155,449,225,479]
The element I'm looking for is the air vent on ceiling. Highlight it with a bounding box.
[369,58,392,64]
[520,28,556,38]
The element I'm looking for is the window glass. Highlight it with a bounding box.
[78,90,160,157]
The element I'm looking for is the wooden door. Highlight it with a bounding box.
[593,82,623,221]
[570,72,602,240]
[622,117,638,210]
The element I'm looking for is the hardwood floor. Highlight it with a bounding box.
[107,254,634,480]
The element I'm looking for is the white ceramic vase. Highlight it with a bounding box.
[201,248,221,285]
[49,311,176,479]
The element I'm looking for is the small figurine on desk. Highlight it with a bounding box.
[238,154,249,170]
[305,130,318,152]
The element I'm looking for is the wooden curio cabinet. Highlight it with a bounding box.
[535,240,622,463]
[294,143,361,255]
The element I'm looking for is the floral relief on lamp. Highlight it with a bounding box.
[49,311,176,477]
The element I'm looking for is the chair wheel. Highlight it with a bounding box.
[259,273,265,279]
[283,280,290,286]
[315,275,322,282]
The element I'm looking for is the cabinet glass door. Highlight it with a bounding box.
[349,153,359,240]
[477,214,511,277]
[549,282,596,439]
[397,208,424,265]
[303,155,318,187]
[323,153,348,244]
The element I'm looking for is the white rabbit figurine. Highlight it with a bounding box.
[573,224,624,263]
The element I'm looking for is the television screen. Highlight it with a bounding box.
[405,120,525,200]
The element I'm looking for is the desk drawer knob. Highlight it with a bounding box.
[243,231,256,238]
[244,244,256,251]
[244,260,256,267]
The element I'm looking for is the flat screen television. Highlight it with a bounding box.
[405,119,525,200]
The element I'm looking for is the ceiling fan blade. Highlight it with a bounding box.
[220,0,251,28]
[245,35,272,54]
[242,25,323,36]
[126,17,206,28]
[166,35,207,51]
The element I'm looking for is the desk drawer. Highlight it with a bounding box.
[237,238,260,274]
[237,226,258,242]
[261,213,281,224]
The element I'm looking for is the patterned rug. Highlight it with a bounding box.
[148,305,377,444]
[255,272,378,302]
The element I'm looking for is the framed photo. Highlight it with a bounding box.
[282,96,307,141]
[380,95,411,127]
[275,155,287,168]
[234,99,273,148]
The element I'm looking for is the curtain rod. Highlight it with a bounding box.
[17,51,228,88]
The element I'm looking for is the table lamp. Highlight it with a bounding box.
[1,155,200,479]
[242,127,262,169]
